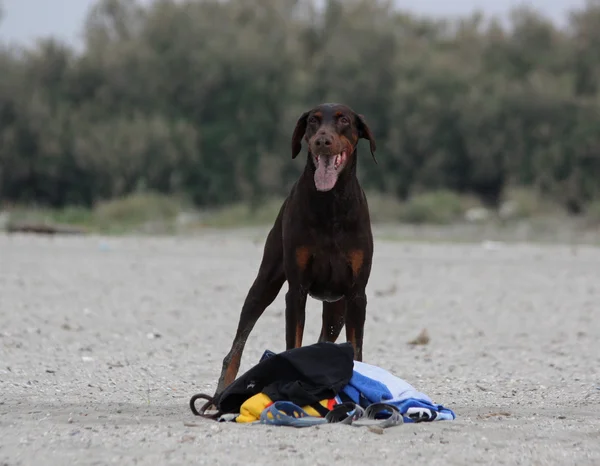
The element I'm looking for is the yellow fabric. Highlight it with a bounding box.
[235,393,334,423]
[236,393,273,423]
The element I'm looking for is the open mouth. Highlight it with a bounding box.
[313,150,348,191]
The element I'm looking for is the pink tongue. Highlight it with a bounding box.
[314,158,338,191]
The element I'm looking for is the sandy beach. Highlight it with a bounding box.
[1,229,599,465]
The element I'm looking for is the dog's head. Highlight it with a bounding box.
[291,103,377,192]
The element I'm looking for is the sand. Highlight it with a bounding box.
[1,228,599,465]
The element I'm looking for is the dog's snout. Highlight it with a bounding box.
[315,132,333,148]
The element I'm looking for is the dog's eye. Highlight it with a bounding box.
[308,117,318,125]
[339,116,350,125]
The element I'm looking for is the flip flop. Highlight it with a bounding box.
[325,402,365,425]
[351,402,404,428]
[259,401,328,427]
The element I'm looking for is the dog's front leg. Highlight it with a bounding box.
[216,273,285,394]
[216,218,286,394]
[345,291,367,361]
[285,286,307,350]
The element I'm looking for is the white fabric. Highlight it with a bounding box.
[352,361,433,403]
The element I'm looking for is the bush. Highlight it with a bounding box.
[500,187,561,219]
[92,192,186,231]
[363,192,405,223]
[200,197,285,228]
[399,190,467,225]
[585,200,600,227]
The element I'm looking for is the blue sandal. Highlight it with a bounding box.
[260,401,365,427]
[259,402,328,427]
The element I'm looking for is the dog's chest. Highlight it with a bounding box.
[305,248,353,302]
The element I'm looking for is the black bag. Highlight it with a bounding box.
[190,342,355,419]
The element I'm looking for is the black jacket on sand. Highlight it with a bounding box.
[211,342,355,415]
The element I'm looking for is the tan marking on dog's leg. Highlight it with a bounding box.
[295,246,312,272]
[294,322,304,348]
[348,250,364,279]
[346,327,357,353]
[223,351,242,388]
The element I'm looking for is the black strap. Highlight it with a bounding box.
[309,401,331,417]
[338,391,355,404]
[189,393,221,419]
[309,390,359,417]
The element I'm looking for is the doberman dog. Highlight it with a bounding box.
[215,103,377,395]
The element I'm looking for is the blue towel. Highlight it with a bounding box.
[394,398,455,422]
[342,370,393,405]
[340,361,456,423]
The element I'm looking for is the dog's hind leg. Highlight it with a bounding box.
[216,218,285,394]
[318,299,346,343]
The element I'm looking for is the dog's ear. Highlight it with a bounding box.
[291,111,309,159]
[356,113,377,163]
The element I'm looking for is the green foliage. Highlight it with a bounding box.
[362,192,405,224]
[1,0,600,215]
[200,197,286,228]
[398,191,467,225]
[7,205,94,228]
[586,200,600,226]
[5,192,187,233]
[500,187,560,220]
[93,192,184,229]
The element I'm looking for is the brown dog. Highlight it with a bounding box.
[215,103,377,394]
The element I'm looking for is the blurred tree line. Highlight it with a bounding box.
[1,0,600,213]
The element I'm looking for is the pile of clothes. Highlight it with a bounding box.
[190,342,455,428]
